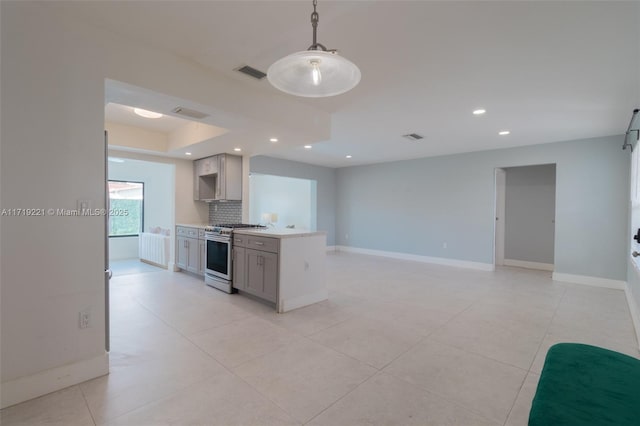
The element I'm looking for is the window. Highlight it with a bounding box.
[108,180,143,237]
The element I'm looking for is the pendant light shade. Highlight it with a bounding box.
[268,50,361,98]
[267,0,361,98]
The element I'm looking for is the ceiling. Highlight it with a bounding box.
[105,103,192,133]
[74,1,639,167]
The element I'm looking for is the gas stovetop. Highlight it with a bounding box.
[204,223,266,235]
[213,223,265,229]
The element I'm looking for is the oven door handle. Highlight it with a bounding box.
[206,235,231,244]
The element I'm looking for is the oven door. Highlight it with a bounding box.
[205,235,231,281]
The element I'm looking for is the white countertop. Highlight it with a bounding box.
[233,228,327,239]
[176,223,210,229]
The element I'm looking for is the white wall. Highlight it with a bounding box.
[249,174,316,230]
[336,136,629,281]
[108,157,174,261]
[1,3,109,407]
[504,164,556,265]
[0,2,327,408]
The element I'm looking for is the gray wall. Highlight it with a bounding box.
[250,156,337,245]
[336,136,629,281]
[504,164,556,264]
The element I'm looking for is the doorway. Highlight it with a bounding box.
[494,164,556,271]
[107,157,175,274]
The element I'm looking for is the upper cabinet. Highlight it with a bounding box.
[194,154,242,201]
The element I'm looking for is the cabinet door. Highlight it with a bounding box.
[245,249,263,297]
[232,246,246,290]
[193,160,200,201]
[245,249,278,303]
[206,156,219,176]
[186,237,199,273]
[176,236,188,269]
[198,239,205,276]
[216,154,225,200]
[261,251,278,303]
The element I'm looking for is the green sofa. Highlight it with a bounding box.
[529,343,640,425]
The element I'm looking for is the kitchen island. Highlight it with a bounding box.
[232,228,327,313]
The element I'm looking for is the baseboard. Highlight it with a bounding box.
[624,284,640,351]
[326,245,337,252]
[503,259,554,271]
[551,272,626,290]
[336,245,494,271]
[279,289,328,313]
[0,352,109,409]
[140,258,168,269]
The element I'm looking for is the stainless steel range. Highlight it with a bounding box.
[204,224,265,293]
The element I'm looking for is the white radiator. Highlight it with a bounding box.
[138,232,170,268]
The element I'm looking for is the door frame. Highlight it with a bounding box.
[493,168,506,267]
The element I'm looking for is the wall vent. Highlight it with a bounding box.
[402,133,424,141]
[236,65,267,80]
[171,107,209,120]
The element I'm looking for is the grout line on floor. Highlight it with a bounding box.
[501,285,568,426]
[77,385,98,426]
[301,369,383,425]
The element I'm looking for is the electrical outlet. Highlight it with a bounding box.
[345,233,349,240]
[79,310,90,329]
[443,242,447,249]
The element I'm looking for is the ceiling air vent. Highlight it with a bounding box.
[171,107,209,120]
[402,133,424,141]
[236,65,267,80]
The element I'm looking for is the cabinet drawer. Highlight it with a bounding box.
[177,226,199,239]
[246,235,279,253]
[233,234,248,248]
[198,229,206,239]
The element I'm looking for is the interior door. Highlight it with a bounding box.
[494,168,506,266]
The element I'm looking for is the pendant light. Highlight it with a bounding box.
[267,0,361,98]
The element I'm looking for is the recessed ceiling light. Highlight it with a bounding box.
[185,152,192,156]
[345,155,352,159]
[270,138,278,142]
[234,148,242,152]
[133,108,163,119]
[304,145,312,149]
[473,109,486,115]
[498,130,511,136]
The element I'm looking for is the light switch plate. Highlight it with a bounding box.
[77,199,91,211]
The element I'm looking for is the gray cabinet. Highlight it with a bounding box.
[232,246,246,290]
[193,154,242,201]
[232,235,278,302]
[245,249,278,303]
[176,226,204,276]
[176,236,189,270]
[198,239,206,276]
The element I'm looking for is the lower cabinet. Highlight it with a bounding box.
[233,236,278,303]
[176,236,188,270]
[245,249,278,303]
[198,239,205,276]
[176,226,204,276]
[232,246,246,290]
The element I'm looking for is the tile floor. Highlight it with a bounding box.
[110,259,165,277]
[2,252,639,425]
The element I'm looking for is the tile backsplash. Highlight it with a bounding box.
[208,201,242,224]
